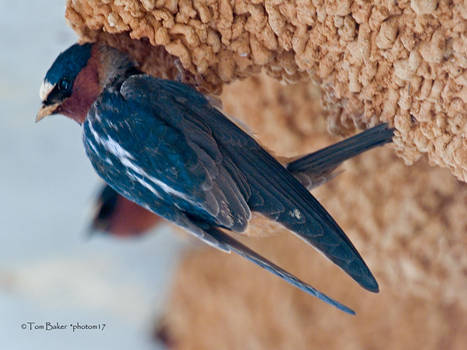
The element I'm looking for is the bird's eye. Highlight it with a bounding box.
[58,78,71,91]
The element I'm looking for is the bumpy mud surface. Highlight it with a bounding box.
[67,0,466,181]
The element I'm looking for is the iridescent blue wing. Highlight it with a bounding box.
[120,76,378,293]
[84,87,250,233]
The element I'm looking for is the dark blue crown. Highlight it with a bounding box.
[44,43,93,86]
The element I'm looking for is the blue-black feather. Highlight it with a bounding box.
[44,43,92,86]
[288,123,394,177]
[84,86,250,232]
[207,226,356,315]
[117,76,378,292]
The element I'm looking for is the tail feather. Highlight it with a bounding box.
[207,226,356,315]
[287,123,394,178]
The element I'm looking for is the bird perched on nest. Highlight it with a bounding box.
[37,43,393,314]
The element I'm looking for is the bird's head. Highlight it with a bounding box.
[37,43,96,124]
[37,43,136,124]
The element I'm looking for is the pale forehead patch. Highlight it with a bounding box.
[39,80,54,101]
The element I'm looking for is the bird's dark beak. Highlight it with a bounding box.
[36,103,59,122]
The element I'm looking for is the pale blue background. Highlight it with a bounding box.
[0,2,186,349]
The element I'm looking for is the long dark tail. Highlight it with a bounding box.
[287,123,394,182]
[206,226,355,315]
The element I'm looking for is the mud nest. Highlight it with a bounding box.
[66,0,466,181]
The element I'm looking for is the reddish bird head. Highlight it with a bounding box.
[92,184,163,238]
[36,43,134,124]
